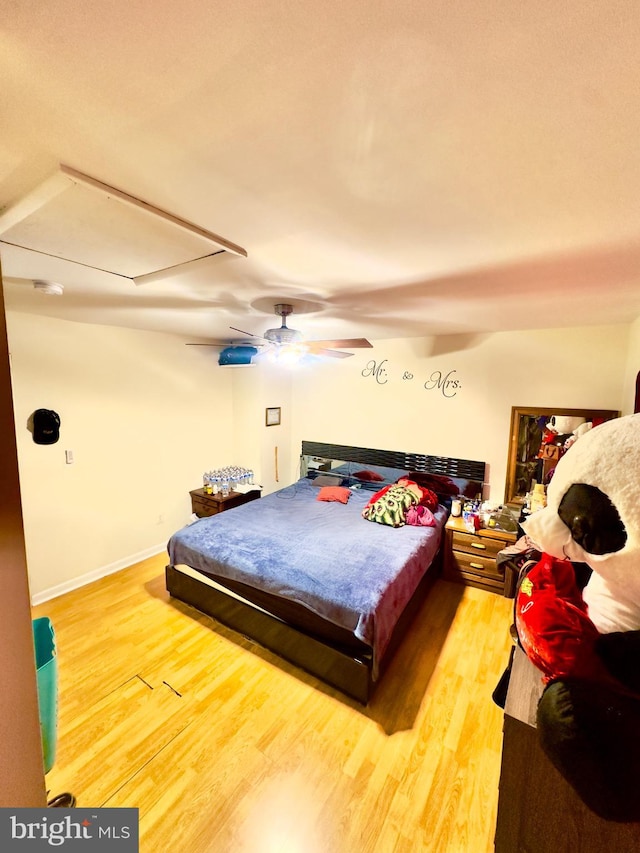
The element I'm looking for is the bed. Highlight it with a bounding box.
[166,441,486,703]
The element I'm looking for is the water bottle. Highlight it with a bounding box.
[221,475,230,497]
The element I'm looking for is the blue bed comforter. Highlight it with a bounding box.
[168,478,447,674]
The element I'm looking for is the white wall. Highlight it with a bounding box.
[7,312,235,598]
[289,326,628,503]
[230,360,294,494]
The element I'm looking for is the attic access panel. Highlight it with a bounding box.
[0,165,246,280]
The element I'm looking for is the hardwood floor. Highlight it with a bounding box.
[32,554,514,852]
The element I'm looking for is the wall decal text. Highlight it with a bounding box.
[361,360,461,398]
[361,359,389,385]
[424,369,461,398]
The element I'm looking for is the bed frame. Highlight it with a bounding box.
[166,441,486,704]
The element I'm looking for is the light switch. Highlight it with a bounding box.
[65,449,74,464]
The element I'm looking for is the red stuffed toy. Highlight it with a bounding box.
[515,553,615,686]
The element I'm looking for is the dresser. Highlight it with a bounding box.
[189,487,261,518]
[495,648,640,851]
[443,515,517,595]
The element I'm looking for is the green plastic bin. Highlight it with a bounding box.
[32,617,57,774]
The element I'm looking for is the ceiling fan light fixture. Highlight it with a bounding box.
[266,342,308,366]
[262,301,304,345]
[33,279,64,296]
[263,326,303,345]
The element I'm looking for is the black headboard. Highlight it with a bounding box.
[301,440,486,483]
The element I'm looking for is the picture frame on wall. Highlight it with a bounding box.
[265,406,281,426]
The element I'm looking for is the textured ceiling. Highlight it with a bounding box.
[1,1,640,345]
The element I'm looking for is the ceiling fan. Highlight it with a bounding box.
[188,303,373,362]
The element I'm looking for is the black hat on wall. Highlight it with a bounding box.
[32,409,61,445]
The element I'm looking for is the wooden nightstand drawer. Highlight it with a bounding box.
[448,549,504,581]
[451,530,506,559]
[191,495,220,517]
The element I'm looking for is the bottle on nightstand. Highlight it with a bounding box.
[530,483,547,514]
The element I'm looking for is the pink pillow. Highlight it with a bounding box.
[316,486,351,504]
[353,469,385,482]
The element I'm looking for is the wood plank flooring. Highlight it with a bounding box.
[32,554,514,852]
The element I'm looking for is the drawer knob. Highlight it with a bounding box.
[471,542,486,550]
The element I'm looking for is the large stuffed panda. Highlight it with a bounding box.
[516,413,640,822]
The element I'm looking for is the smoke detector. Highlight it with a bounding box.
[33,280,64,296]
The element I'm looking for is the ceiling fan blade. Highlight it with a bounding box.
[185,341,229,348]
[230,325,265,340]
[305,338,373,349]
[306,347,354,359]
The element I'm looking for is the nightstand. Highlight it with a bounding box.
[443,515,518,595]
[189,488,261,518]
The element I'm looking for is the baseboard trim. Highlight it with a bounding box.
[31,543,167,606]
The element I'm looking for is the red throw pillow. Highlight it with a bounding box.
[316,486,352,504]
[353,469,385,482]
